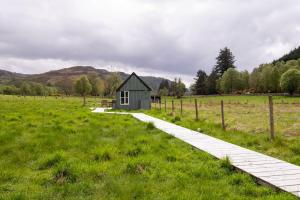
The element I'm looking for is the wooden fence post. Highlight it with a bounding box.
[172,99,175,115]
[268,96,275,140]
[195,99,199,121]
[180,99,183,116]
[165,99,167,112]
[221,100,225,130]
[159,100,161,111]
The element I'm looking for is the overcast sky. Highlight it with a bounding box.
[0,0,299,85]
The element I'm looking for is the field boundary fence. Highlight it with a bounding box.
[152,96,300,140]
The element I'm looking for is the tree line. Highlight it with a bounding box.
[0,82,58,96]
[0,72,123,98]
[157,78,186,98]
[190,47,300,95]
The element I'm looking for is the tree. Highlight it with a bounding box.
[158,79,170,95]
[280,69,300,95]
[95,78,105,97]
[220,68,242,93]
[214,47,235,78]
[260,64,280,93]
[274,46,300,63]
[158,87,169,96]
[248,58,300,94]
[193,70,207,95]
[249,68,262,92]
[205,71,218,94]
[175,78,186,98]
[169,79,177,96]
[203,47,235,94]
[105,72,122,97]
[158,79,170,90]
[45,86,58,96]
[170,78,186,98]
[240,70,250,90]
[20,82,31,96]
[75,76,92,105]
[3,85,20,95]
[88,74,105,96]
[56,79,74,96]
[32,83,45,96]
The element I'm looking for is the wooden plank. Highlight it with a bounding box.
[291,191,300,197]
[281,185,300,192]
[263,174,300,181]
[238,166,300,174]
[235,160,283,166]
[268,179,300,187]
[252,170,300,177]
[239,162,297,170]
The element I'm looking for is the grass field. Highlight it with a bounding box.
[146,95,300,166]
[0,95,297,199]
[153,96,300,136]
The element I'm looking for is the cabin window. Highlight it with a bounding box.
[120,91,129,105]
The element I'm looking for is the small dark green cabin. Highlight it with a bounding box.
[114,72,152,110]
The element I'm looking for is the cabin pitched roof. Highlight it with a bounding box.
[116,72,152,92]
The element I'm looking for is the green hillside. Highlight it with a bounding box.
[0,66,170,95]
[273,46,300,63]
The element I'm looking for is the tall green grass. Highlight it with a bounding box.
[145,108,300,167]
[0,95,296,199]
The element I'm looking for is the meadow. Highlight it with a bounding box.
[0,95,297,199]
[147,95,300,166]
[153,95,300,136]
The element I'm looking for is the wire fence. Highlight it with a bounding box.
[151,96,300,138]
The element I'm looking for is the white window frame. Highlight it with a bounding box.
[120,91,129,105]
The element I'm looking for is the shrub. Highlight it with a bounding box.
[220,68,244,93]
[280,69,300,95]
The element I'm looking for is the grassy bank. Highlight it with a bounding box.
[0,95,296,199]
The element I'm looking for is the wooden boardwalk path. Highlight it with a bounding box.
[93,109,300,197]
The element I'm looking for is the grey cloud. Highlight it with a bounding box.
[0,0,299,82]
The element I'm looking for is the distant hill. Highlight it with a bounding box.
[273,46,300,63]
[0,66,169,92]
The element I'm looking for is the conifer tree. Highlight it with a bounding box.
[193,70,207,95]
[214,47,235,78]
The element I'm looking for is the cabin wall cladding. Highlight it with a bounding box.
[118,75,148,91]
[114,73,152,110]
